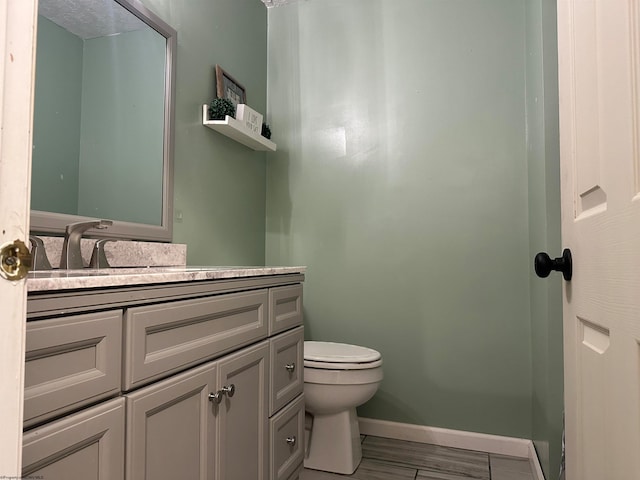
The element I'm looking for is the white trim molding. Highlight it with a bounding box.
[359,418,544,480]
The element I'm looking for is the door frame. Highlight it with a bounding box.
[0,0,37,474]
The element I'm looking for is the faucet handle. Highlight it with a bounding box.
[89,239,118,269]
[29,236,52,270]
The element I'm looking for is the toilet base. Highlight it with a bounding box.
[304,408,362,474]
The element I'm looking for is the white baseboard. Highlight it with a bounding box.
[358,418,545,480]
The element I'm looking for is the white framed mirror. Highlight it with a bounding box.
[30,0,176,241]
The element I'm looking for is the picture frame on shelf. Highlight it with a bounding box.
[215,65,246,107]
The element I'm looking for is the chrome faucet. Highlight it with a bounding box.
[60,220,113,269]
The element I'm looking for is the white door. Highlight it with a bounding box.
[0,0,37,474]
[558,1,640,478]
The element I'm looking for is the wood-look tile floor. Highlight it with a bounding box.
[300,435,535,480]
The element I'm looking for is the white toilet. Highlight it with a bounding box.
[303,341,383,474]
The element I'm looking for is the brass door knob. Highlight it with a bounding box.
[0,240,32,280]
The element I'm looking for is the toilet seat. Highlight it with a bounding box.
[304,341,382,370]
[304,358,383,369]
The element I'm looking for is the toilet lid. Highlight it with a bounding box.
[304,341,381,363]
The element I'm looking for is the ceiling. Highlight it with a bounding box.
[38,0,147,39]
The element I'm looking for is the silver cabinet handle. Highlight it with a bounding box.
[286,436,296,446]
[221,384,235,398]
[210,384,235,404]
[208,391,223,404]
[285,363,296,373]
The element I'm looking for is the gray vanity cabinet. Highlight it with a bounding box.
[25,274,305,480]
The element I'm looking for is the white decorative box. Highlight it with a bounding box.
[235,104,263,135]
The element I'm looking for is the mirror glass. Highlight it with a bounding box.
[31,0,176,241]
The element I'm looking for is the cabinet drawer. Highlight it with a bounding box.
[270,326,304,415]
[24,310,122,428]
[23,397,125,480]
[270,394,305,480]
[269,284,303,335]
[124,289,268,390]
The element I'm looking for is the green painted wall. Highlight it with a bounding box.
[32,16,83,215]
[139,0,268,264]
[32,0,564,459]
[266,0,534,438]
[526,0,563,477]
[78,28,165,225]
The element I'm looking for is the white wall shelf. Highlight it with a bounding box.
[202,104,276,152]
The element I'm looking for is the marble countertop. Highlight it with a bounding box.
[27,266,306,292]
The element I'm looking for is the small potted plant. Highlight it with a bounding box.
[209,98,235,121]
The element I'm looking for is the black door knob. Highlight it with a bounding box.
[534,248,572,281]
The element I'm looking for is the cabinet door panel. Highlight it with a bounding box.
[22,397,125,480]
[126,362,217,480]
[217,341,269,480]
[270,326,304,415]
